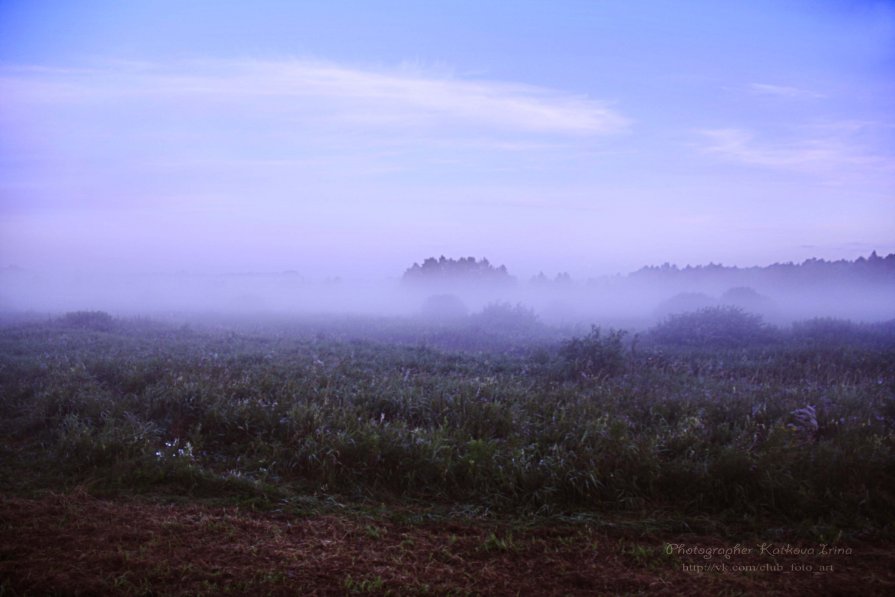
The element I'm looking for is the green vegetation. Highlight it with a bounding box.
[649,306,775,348]
[1,309,893,535]
[557,326,626,380]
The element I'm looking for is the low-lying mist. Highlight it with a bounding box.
[1,254,893,332]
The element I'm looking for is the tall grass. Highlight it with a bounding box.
[1,311,893,531]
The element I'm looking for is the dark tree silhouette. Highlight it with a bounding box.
[630,252,895,288]
[403,256,513,285]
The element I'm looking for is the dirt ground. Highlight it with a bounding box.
[1,492,893,596]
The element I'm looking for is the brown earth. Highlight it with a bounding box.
[1,492,893,596]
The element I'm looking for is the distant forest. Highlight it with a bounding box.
[403,256,513,284]
[403,252,895,288]
[627,251,895,289]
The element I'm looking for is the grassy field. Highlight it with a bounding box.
[1,308,894,594]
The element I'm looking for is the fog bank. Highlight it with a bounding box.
[2,254,892,328]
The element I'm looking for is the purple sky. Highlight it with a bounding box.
[1,0,893,279]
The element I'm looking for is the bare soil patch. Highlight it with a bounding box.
[1,492,893,595]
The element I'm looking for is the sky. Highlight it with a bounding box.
[1,0,893,279]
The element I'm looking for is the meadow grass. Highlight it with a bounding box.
[1,310,893,535]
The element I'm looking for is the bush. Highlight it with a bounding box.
[471,302,540,334]
[649,306,775,349]
[790,317,893,347]
[558,326,626,379]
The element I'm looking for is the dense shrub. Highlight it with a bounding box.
[649,306,776,348]
[789,317,890,347]
[558,326,626,379]
[471,302,540,334]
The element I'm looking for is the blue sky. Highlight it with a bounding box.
[1,0,893,278]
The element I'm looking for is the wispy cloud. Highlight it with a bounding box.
[0,59,633,216]
[748,83,824,99]
[0,59,629,137]
[698,127,894,177]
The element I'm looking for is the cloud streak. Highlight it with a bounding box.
[0,59,629,137]
[749,83,824,99]
[698,127,894,177]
